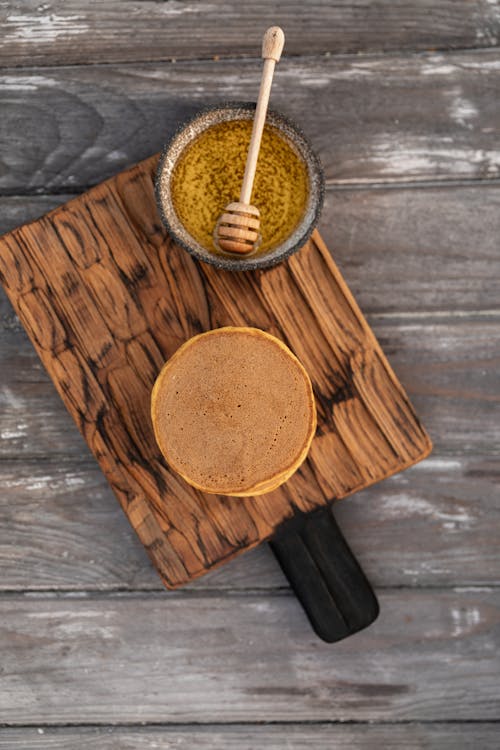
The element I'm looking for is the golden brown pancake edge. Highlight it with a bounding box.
[151,326,317,497]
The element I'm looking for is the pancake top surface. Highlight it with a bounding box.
[151,327,316,495]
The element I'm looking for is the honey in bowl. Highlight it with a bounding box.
[171,120,309,256]
[155,104,324,271]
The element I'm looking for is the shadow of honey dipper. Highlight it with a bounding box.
[214,27,285,256]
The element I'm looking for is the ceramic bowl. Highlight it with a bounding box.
[155,102,324,271]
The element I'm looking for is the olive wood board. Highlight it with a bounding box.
[0,154,432,589]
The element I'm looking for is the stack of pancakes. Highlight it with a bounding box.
[151,327,316,497]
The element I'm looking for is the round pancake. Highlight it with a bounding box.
[151,327,316,496]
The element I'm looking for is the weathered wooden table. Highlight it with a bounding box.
[1,4,499,748]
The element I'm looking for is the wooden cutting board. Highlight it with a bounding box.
[0,154,431,589]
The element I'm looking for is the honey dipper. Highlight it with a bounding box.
[215,26,285,256]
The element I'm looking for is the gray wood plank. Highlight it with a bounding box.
[0,449,498,590]
[324,185,500,314]
[2,0,500,67]
[1,590,498,722]
[1,724,499,750]
[0,459,285,591]
[1,50,499,192]
[1,315,498,458]
[0,195,70,238]
[2,184,500,315]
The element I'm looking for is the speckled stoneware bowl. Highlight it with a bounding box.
[155,103,324,271]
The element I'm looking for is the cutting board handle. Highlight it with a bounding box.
[269,506,379,643]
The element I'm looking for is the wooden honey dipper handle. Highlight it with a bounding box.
[240,26,285,206]
[215,27,285,256]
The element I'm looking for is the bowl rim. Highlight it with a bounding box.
[154,101,325,272]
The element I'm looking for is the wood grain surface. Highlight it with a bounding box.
[0,153,430,588]
[2,313,498,460]
[0,192,498,592]
[1,725,500,750]
[0,590,498,723]
[1,1,499,745]
[1,314,498,590]
[2,186,500,317]
[1,448,497,591]
[1,50,499,193]
[3,0,500,66]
